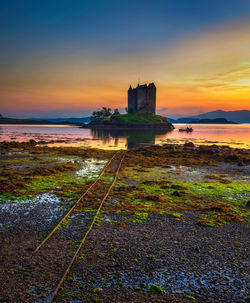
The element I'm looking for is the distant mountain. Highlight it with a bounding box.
[0,116,91,124]
[167,110,250,123]
[0,117,52,124]
[165,117,176,123]
[30,117,91,123]
[192,118,237,124]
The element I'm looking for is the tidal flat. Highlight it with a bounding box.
[0,141,249,302]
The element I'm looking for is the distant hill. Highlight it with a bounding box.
[165,117,176,123]
[0,117,52,124]
[0,116,90,124]
[192,118,237,124]
[30,117,91,123]
[167,110,250,123]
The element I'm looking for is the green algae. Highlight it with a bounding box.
[130,212,148,223]
[0,163,100,203]
[148,285,165,295]
[147,255,156,260]
[59,216,72,229]
[185,295,196,301]
[94,217,104,226]
[112,165,249,226]
[98,251,106,257]
[27,174,72,191]
[0,193,34,203]
[117,281,124,287]
[58,287,87,299]
[11,172,87,201]
[0,144,109,203]
[170,212,183,218]
[182,181,250,203]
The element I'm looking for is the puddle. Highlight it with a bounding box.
[75,158,107,179]
[27,284,52,303]
[56,156,80,163]
[149,165,249,183]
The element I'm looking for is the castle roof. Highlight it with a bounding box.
[129,83,155,91]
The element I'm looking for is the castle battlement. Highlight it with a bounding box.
[128,83,156,114]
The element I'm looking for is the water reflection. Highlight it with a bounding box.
[91,128,173,149]
[0,124,249,149]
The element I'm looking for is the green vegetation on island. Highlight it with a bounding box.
[111,113,169,124]
[90,107,173,126]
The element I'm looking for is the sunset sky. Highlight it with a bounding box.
[0,0,250,118]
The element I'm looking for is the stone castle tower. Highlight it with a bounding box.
[128,83,156,114]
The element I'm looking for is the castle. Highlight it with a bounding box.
[128,83,156,114]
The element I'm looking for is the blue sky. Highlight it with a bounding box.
[1,0,250,55]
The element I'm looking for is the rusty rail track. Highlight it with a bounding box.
[34,150,121,253]
[48,150,126,302]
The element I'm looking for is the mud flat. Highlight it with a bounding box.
[0,142,249,302]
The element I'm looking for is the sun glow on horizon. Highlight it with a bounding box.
[1,15,250,117]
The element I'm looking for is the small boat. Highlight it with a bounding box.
[179,125,193,132]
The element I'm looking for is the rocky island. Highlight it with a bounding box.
[87,83,174,130]
[88,112,174,130]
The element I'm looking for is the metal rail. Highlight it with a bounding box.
[48,151,126,302]
[34,150,121,253]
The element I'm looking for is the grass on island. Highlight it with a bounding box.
[109,113,169,124]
